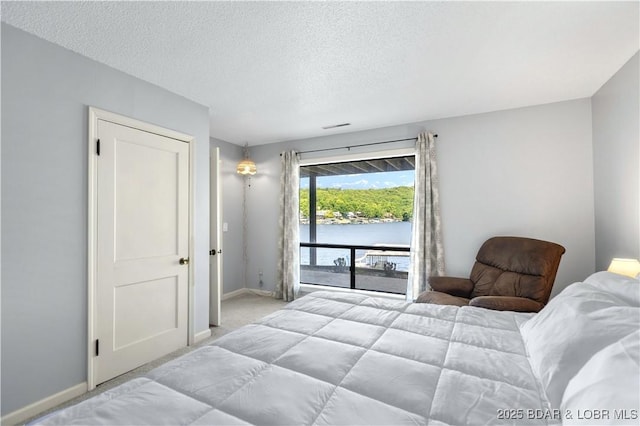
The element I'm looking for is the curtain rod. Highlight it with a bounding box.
[280,134,438,156]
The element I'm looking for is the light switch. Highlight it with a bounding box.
[223,222,228,232]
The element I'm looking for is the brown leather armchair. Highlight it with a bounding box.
[416,236,565,312]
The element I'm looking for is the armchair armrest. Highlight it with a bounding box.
[469,296,544,313]
[428,276,474,298]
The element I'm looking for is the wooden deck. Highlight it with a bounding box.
[300,268,408,294]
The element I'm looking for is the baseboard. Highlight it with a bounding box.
[221,288,247,300]
[1,382,87,426]
[246,288,274,298]
[222,288,274,301]
[193,328,212,344]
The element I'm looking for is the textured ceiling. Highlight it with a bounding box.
[2,1,638,145]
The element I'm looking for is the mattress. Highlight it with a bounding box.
[33,271,640,425]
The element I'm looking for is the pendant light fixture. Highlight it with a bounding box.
[236,143,257,175]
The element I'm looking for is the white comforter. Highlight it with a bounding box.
[34,272,639,425]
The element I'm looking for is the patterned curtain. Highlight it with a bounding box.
[275,151,300,301]
[407,132,445,301]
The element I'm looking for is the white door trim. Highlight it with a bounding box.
[87,107,195,390]
[209,148,222,326]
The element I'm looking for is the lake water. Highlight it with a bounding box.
[300,221,412,271]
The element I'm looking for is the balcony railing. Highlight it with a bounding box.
[300,242,410,295]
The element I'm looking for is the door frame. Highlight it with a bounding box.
[87,107,196,390]
[209,148,222,326]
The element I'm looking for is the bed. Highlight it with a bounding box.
[33,271,639,425]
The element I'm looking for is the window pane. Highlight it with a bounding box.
[299,177,310,242]
[355,250,409,294]
[300,247,350,289]
[299,155,414,295]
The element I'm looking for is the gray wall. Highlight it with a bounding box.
[1,25,210,415]
[210,138,246,294]
[247,99,596,298]
[592,52,640,270]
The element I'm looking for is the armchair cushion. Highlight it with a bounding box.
[469,296,544,312]
[427,276,474,298]
[470,237,565,304]
[415,291,469,307]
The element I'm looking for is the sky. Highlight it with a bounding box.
[300,170,415,190]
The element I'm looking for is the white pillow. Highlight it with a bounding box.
[561,331,640,425]
[583,271,640,305]
[520,272,640,409]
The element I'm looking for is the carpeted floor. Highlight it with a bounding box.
[24,292,287,424]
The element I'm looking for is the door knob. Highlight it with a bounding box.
[179,257,190,265]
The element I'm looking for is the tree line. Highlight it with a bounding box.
[299,186,414,220]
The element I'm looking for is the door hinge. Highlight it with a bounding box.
[95,339,99,356]
[96,139,101,156]
[209,249,216,256]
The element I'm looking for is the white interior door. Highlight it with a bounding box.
[94,119,189,385]
[210,148,222,326]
